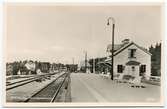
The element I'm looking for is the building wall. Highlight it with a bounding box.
[113,44,151,79]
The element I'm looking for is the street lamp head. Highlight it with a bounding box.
[107,19,110,25]
[107,17,115,26]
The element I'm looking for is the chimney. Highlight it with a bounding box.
[122,39,130,45]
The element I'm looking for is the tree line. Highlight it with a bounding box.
[6,60,78,75]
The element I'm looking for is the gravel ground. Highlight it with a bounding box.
[6,73,64,102]
[6,76,34,84]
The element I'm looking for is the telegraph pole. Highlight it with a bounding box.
[107,17,115,80]
[72,57,74,72]
[72,57,74,65]
[93,58,95,73]
[85,51,87,73]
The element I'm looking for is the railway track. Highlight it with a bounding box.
[6,76,38,86]
[6,72,59,91]
[24,73,69,102]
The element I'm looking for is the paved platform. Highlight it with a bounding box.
[70,73,160,103]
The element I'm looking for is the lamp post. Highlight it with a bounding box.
[107,17,115,80]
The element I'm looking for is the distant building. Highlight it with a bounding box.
[36,69,42,75]
[25,61,36,74]
[98,39,151,80]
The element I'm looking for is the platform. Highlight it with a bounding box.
[70,73,160,103]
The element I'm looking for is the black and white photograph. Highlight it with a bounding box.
[4,3,164,107]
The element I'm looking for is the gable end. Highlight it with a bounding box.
[113,42,151,57]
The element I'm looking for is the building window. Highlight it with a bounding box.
[140,65,146,76]
[117,65,123,73]
[128,49,136,58]
[132,66,135,71]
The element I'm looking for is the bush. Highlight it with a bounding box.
[122,75,134,80]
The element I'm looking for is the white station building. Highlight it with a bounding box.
[99,39,151,80]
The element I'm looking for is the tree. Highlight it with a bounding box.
[88,57,107,73]
[149,42,161,76]
[12,62,20,75]
[66,64,78,72]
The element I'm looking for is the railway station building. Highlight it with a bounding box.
[98,39,151,81]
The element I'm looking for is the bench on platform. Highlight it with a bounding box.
[100,72,110,79]
[103,73,110,79]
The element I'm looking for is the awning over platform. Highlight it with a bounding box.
[126,61,140,66]
[97,58,112,68]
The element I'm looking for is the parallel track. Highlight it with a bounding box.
[24,73,69,102]
[6,72,58,91]
[6,76,38,86]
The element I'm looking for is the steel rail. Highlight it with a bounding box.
[24,73,67,102]
[6,72,57,86]
[6,76,38,86]
[6,72,58,91]
[50,73,68,102]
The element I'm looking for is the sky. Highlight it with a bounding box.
[6,4,161,64]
